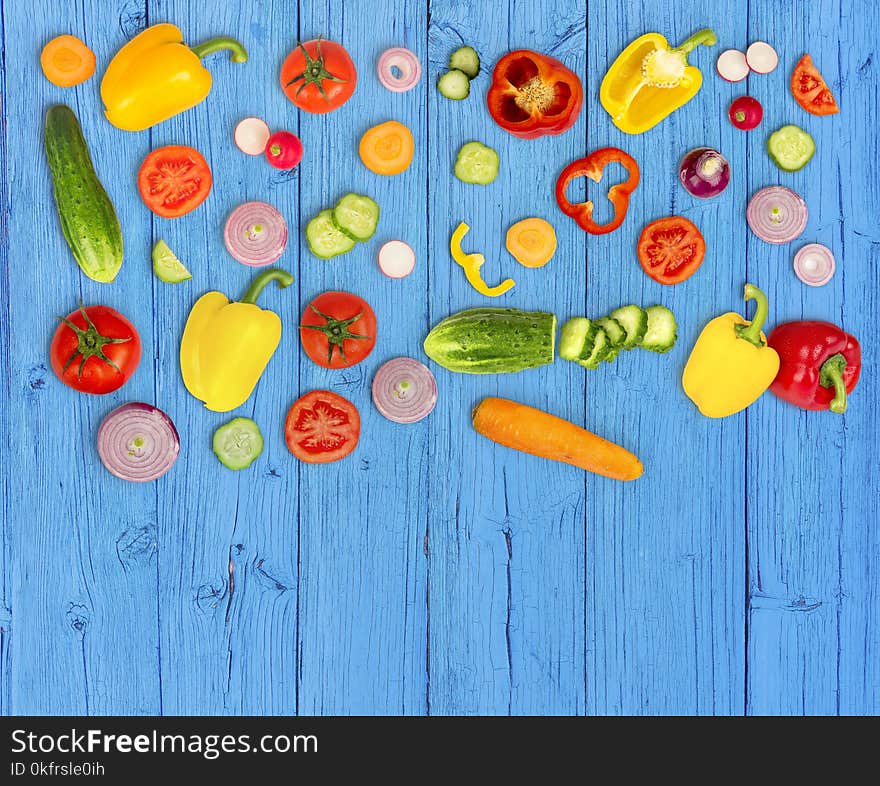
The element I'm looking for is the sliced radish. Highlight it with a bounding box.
[378,240,416,278]
[234,117,270,156]
[746,41,778,74]
[717,49,749,82]
[793,243,835,286]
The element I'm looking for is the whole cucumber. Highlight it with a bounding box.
[44,105,123,283]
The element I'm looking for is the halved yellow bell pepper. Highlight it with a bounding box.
[600,28,716,135]
[180,268,293,412]
[101,23,247,132]
[451,222,515,297]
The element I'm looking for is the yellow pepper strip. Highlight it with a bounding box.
[180,268,293,413]
[682,283,780,418]
[450,222,515,297]
[101,23,248,132]
[600,28,716,135]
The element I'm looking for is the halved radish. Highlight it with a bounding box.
[746,41,778,74]
[717,49,749,82]
[378,240,415,279]
[234,117,270,156]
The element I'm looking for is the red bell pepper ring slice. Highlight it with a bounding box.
[555,148,640,235]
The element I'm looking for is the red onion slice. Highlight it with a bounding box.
[794,243,835,286]
[377,47,422,92]
[747,186,808,244]
[97,402,180,482]
[224,201,288,266]
[372,357,437,424]
[679,147,730,198]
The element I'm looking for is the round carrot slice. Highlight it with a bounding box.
[637,216,706,285]
[505,217,557,268]
[40,35,96,87]
[358,121,414,175]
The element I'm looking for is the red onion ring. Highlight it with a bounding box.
[746,186,808,244]
[97,402,180,482]
[224,201,288,266]
[372,357,437,423]
[377,48,422,93]
[793,243,835,286]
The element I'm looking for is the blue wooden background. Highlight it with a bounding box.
[0,0,878,716]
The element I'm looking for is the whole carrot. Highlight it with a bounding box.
[472,397,643,481]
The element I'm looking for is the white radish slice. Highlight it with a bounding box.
[746,41,778,74]
[378,240,416,278]
[716,49,749,82]
[234,117,271,156]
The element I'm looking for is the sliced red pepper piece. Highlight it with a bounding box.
[554,148,640,235]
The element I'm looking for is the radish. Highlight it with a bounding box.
[746,41,778,74]
[265,131,303,170]
[234,117,270,156]
[716,49,749,82]
[378,240,416,278]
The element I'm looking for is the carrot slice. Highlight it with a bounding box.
[472,397,644,481]
[40,35,96,87]
[358,120,415,175]
[505,217,557,268]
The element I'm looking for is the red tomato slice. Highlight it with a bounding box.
[637,216,706,285]
[138,145,213,218]
[299,291,376,369]
[285,390,360,464]
[791,54,839,116]
[279,39,357,114]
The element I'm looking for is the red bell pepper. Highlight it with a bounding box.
[767,321,861,414]
[486,50,583,139]
[555,148,640,235]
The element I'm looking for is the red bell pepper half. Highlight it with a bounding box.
[555,148,640,235]
[767,321,861,414]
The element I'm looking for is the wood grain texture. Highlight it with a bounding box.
[0,0,877,716]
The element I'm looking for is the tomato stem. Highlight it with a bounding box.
[284,37,347,101]
[299,306,370,366]
[59,304,131,378]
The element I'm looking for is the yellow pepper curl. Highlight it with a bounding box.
[450,222,515,298]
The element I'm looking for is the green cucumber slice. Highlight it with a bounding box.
[152,239,192,283]
[558,317,596,361]
[767,124,815,172]
[595,316,626,363]
[305,209,357,259]
[609,305,649,349]
[449,46,480,79]
[454,141,499,185]
[332,193,380,242]
[212,417,264,470]
[640,305,678,353]
[438,69,471,100]
[578,326,611,370]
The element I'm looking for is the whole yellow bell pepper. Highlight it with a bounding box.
[682,283,780,418]
[600,28,716,134]
[451,222,515,297]
[180,268,293,412]
[101,23,248,132]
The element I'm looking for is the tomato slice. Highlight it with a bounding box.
[138,145,213,218]
[791,54,839,116]
[285,390,360,464]
[637,216,706,285]
[299,291,377,369]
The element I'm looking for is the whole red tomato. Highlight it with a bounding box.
[50,305,141,394]
[299,291,376,368]
[280,39,356,114]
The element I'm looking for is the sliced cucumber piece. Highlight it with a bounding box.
[212,417,264,470]
[454,141,499,185]
[640,305,678,353]
[558,317,596,361]
[595,316,626,363]
[449,46,480,79]
[332,193,380,242]
[578,326,611,370]
[767,124,815,172]
[305,209,357,259]
[438,69,471,100]
[152,239,192,283]
[609,305,649,350]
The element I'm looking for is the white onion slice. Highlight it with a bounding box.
[234,117,270,156]
[377,48,422,92]
[224,201,288,266]
[746,41,778,74]
[372,357,437,424]
[97,402,180,483]
[793,243,835,286]
[378,240,416,278]
[747,186,808,244]
[717,49,749,82]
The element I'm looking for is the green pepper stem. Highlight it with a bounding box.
[675,28,718,56]
[191,37,248,64]
[819,353,849,414]
[240,269,294,305]
[734,283,770,347]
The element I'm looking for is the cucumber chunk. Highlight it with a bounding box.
[438,69,471,100]
[558,317,596,361]
[152,239,192,283]
[305,209,356,259]
[640,305,678,353]
[454,141,499,185]
[449,46,480,79]
[767,124,815,172]
[609,305,649,349]
[212,417,264,470]
[595,316,626,363]
[578,326,611,370]
[332,193,380,242]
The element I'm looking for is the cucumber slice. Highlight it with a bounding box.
[609,305,648,349]
[212,417,264,470]
[332,193,380,242]
[558,317,596,361]
[305,209,357,259]
[438,69,471,100]
[640,305,678,353]
[152,239,192,283]
[578,326,611,370]
[767,124,815,172]
[449,46,480,79]
[595,316,626,363]
[454,141,499,185]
